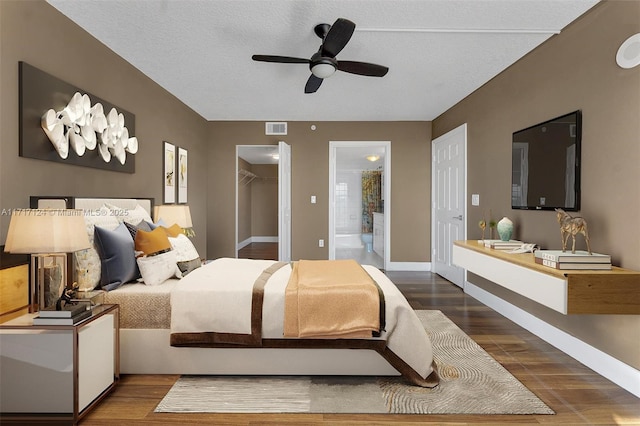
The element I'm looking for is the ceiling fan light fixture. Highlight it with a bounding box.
[311,62,336,78]
[252,18,387,92]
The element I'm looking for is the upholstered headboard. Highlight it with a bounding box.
[30,196,153,216]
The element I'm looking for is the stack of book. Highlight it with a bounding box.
[534,250,612,270]
[483,239,524,250]
[33,303,91,325]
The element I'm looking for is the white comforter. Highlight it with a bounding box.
[170,257,434,379]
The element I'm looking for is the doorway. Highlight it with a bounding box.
[431,124,467,287]
[235,142,291,261]
[329,141,391,270]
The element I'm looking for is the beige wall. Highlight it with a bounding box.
[250,164,278,237]
[433,0,640,369]
[0,1,210,256]
[207,122,431,261]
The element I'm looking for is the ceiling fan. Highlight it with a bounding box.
[252,18,389,94]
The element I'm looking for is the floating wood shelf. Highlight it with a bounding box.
[452,240,640,315]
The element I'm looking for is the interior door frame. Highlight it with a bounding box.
[278,141,291,262]
[328,141,391,270]
[235,144,291,260]
[431,124,467,287]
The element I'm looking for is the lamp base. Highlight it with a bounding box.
[31,253,67,311]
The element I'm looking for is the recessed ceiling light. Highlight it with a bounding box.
[617,33,640,69]
[366,155,380,162]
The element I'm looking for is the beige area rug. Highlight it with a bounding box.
[155,310,554,415]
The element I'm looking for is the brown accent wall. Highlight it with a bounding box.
[207,122,431,262]
[0,1,210,256]
[433,1,640,369]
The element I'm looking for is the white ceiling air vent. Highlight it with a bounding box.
[265,122,287,135]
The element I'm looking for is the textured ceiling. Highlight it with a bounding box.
[47,0,599,121]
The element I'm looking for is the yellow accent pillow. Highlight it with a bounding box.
[134,227,172,256]
[163,223,184,238]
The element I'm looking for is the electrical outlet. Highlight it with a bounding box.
[318,239,324,247]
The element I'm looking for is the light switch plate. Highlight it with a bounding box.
[472,194,480,206]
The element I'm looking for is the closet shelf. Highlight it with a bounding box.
[238,169,258,185]
[238,169,278,186]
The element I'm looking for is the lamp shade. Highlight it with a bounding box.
[4,209,90,254]
[154,205,193,228]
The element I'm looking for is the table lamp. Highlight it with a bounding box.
[154,205,194,237]
[4,209,90,311]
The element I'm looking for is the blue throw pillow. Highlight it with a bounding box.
[146,218,167,230]
[94,223,140,291]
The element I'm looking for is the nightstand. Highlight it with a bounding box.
[0,304,119,425]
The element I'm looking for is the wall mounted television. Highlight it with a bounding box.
[511,110,581,211]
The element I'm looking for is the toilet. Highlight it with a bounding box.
[361,233,373,252]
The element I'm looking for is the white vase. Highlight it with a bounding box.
[497,217,513,241]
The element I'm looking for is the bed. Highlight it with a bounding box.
[33,196,439,387]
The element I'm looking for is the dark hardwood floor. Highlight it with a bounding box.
[79,265,640,425]
[238,242,278,260]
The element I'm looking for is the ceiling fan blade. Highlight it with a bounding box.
[337,60,389,77]
[252,55,309,64]
[321,18,355,57]
[304,74,323,93]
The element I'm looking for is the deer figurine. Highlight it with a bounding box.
[555,208,592,254]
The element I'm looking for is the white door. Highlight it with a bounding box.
[431,124,466,287]
[278,141,292,262]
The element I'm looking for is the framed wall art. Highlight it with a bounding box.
[178,147,188,203]
[163,142,176,203]
[19,62,136,173]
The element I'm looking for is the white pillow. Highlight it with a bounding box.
[169,234,202,277]
[105,202,152,225]
[136,251,179,286]
[168,234,200,262]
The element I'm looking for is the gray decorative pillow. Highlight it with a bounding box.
[177,258,202,277]
[94,223,139,291]
[124,220,152,240]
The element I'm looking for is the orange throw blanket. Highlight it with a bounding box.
[284,259,380,338]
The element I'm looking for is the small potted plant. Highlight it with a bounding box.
[488,210,497,240]
[478,216,487,241]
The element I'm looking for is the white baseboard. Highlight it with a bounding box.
[252,236,278,243]
[237,238,251,250]
[236,238,252,251]
[236,236,278,251]
[386,262,431,272]
[465,281,640,398]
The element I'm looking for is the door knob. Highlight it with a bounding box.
[452,215,463,220]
